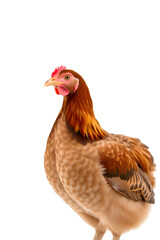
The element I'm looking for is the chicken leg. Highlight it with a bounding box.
[78,212,106,240]
[93,230,105,240]
[112,232,120,240]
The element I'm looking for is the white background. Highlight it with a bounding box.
[0,0,159,239]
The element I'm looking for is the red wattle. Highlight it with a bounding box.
[54,87,60,95]
[58,86,69,96]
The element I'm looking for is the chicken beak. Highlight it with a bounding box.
[44,77,62,87]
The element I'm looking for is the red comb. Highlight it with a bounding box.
[51,65,66,78]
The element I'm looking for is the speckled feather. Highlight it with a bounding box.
[44,68,156,239]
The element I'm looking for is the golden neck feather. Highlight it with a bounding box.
[60,70,107,141]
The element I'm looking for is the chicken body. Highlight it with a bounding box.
[44,67,155,240]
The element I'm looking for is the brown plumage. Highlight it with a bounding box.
[44,66,156,240]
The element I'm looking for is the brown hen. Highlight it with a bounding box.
[44,66,156,240]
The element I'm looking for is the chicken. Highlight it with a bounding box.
[44,66,156,240]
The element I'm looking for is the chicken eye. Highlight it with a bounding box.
[64,75,70,80]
